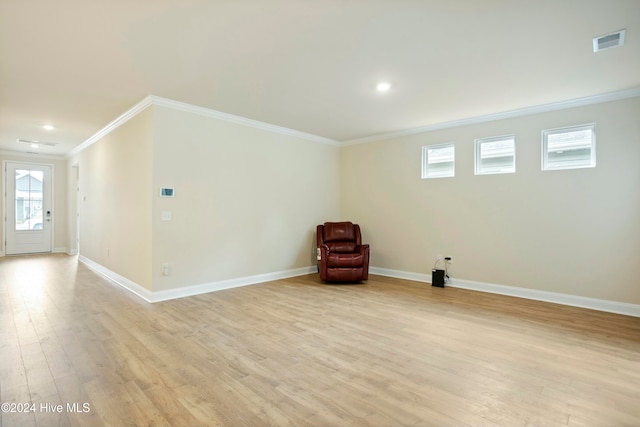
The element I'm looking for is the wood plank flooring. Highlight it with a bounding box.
[1,254,639,426]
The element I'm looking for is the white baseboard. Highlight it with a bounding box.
[150,265,317,303]
[370,266,640,318]
[40,256,640,317]
[78,255,317,303]
[79,255,155,302]
[370,267,432,283]
[0,248,67,257]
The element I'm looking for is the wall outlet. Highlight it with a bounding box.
[162,263,170,276]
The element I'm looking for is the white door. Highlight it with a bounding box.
[5,162,53,255]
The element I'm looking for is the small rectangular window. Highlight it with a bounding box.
[542,124,595,170]
[475,135,515,175]
[422,143,455,179]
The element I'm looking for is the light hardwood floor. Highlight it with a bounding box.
[1,254,639,427]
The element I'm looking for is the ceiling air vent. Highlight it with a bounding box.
[593,30,625,52]
[16,138,58,147]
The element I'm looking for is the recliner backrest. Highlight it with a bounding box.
[322,222,360,253]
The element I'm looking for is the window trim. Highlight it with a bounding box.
[542,123,596,171]
[474,134,516,175]
[421,143,455,179]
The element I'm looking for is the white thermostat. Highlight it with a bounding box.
[159,187,175,197]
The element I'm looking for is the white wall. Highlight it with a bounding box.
[65,103,340,294]
[61,95,639,307]
[150,106,340,291]
[340,97,640,305]
[68,108,154,290]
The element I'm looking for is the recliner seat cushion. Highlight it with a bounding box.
[327,252,363,268]
[326,241,357,253]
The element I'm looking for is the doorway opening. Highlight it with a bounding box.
[3,161,54,255]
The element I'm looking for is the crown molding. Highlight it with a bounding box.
[341,86,640,146]
[149,95,340,146]
[65,87,640,156]
[66,96,154,158]
[66,95,339,158]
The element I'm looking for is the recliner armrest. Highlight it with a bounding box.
[318,244,330,259]
[355,244,370,254]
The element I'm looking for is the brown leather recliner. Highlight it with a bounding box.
[317,222,370,282]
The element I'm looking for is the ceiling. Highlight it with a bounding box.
[1,0,639,157]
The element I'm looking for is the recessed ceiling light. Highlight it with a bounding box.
[31,144,40,148]
[42,124,55,131]
[376,82,392,92]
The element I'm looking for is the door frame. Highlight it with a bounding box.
[2,160,55,256]
[72,163,80,255]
